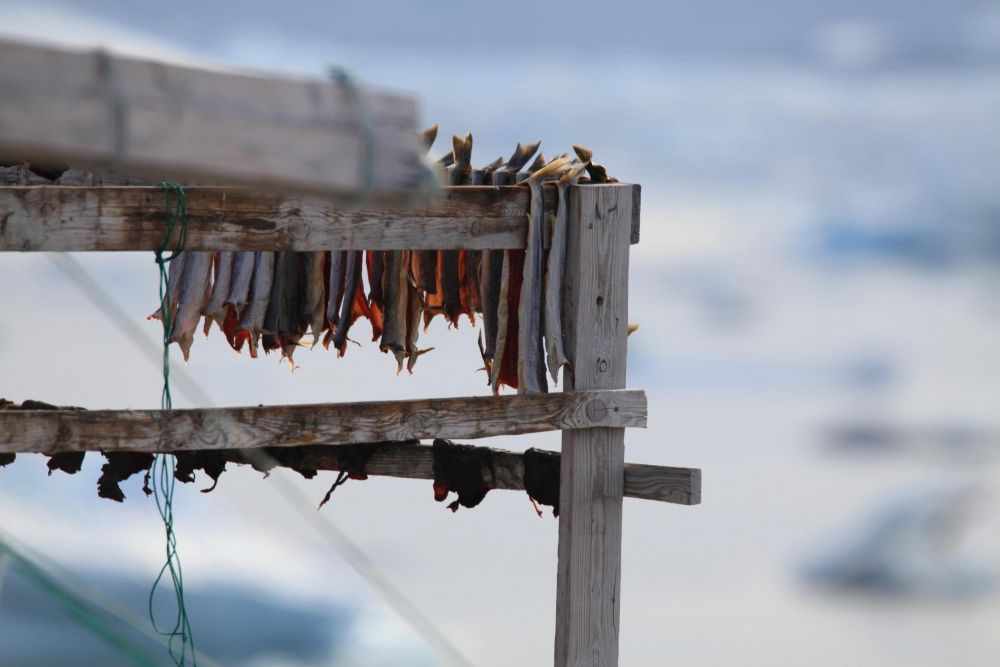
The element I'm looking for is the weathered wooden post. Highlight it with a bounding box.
[555,183,635,667]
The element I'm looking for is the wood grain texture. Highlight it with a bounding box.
[0,183,639,252]
[0,185,543,251]
[0,390,646,454]
[0,38,428,199]
[555,183,635,667]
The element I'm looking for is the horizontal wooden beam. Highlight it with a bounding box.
[213,442,699,506]
[0,38,429,200]
[282,442,700,505]
[0,185,534,251]
[0,390,646,454]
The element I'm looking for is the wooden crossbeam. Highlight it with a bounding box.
[0,38,428,199]
[0,390,646,454]
[12,442,700,506]
[0,184,640,251]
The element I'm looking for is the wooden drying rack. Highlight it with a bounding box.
[0,37,700,667]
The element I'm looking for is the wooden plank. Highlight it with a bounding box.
[0,38,428,199]
[0,390,646,454]
[0,185,530,251]
[555,183,635,667]
[234,443,698,505]
[10,441,699,505]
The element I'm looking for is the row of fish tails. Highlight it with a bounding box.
[148,126,612,392]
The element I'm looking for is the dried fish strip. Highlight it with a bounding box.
[168,251,213,361]
[301,251,327,342]
[202,251,234,335]
[544,162,588,383]
[518,157,571,393]
[234,251,275,357]
[380,250,408,369]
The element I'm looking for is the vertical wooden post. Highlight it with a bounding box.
[555,183,634,667]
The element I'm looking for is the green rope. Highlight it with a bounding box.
[151,182,196,666]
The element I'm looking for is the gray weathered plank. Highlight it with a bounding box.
[0,390,646,454]
[0,185,531,251]
[0,38,429,199]
[555,183,635,667]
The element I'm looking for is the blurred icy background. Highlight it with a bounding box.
[1,1,999,665]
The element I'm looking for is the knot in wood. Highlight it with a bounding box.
[470,221,481,236]
[597,357,609,373]
[585,398,608,422]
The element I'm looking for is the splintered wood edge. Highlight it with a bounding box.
[0,390,647,454]
[0,183,641,251]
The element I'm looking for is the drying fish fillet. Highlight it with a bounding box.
[225,251,255,315]
[329,251,371,355]
[148,250,187,323]
[365,250,386,341]
[234,251,274,357]
[482,141,541,385]
[301,251,328,342]
[202,251,234,335]
[168,251,213,361]
[325,250,347,331]
[491,250,524,393]
[261,251,304,361]
[544,162,588,382]
[380,250,408,369]
[439,133,474,326]
[518,157,572,393]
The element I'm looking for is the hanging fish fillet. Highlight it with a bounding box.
[413,126,445,293]
[234,251,274,358]
[261,251,304,361]
[148,250,187,322]
[518,157,571,393]
[380,250,408,369]
[491,250,524,393]
[404,277,432,373]
[480,141,541,379]
[544,161,588,382]
[366,250,385,341]
[225,251,255,316]
[301,251,328,342]
[202,251,234,335]
[439,133,474,326]
[329,251,370,355]
[325,250,347,333]
[168,251,213,361]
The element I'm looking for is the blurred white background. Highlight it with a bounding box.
[1,2,999,665]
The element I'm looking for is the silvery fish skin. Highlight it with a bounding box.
[325,250,347,329]
[405,277,432,373]
[225,251,256,314]
[301,251,327,342]
[148,250,187,322]
[482,141,541,382]
[544,163,587,382]
[379,250,408,368]
[235,251,275,357]
[517,179,549,393]
[202,251,234,334]
[168,251,213,361]
[330,251,363,354]
[261,251,303,357]
[517,157,572,393]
